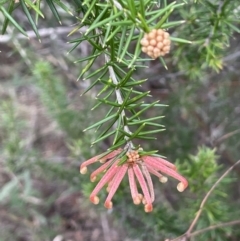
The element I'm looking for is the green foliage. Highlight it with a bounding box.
[2,0,238,154]
[1,0,240,241]
[173,0,240,78]
[177,147,219,193]
[177,147,240,241]
[33,61,90,139]
[0,99,26,172]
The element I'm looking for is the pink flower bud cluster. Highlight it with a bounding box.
[140,29,171,59]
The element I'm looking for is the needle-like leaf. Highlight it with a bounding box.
[46,0,61,24]
[0,5,28,37]
[20,0,41,41]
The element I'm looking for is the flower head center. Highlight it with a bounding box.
[126,150,140,164]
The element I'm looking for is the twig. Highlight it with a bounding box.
[186,159,240,236]
[100,213,112,241]
[189,219,240,238]
[223,51,240,62]
[96,29,134,149]
[215,129,240,144]
[169,159,240,241]
[0,26,87,43]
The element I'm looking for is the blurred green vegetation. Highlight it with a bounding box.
[1,57,240,241]
[0,1,240,241]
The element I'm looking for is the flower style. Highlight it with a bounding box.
[80,148,188,212]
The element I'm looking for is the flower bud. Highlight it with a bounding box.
[140,29,171,59]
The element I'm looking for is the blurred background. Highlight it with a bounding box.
[0,2,240,241]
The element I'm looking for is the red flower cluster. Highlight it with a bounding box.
[80,149,188,212]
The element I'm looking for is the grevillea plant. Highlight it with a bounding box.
[73,0,191,212]
[1,0,239,215]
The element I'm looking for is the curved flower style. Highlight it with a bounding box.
[80,149,188,212]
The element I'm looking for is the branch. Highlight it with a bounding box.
[0,26,79,43]
[189,219,240,238]
[96,28,134,149]
[168,159,240,241]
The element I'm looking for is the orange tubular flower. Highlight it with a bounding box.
[80,149,188,212]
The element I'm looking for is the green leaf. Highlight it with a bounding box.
[113,131,125,145]
[35,0,41,24]
[109,139,127,150]
[137,13,150,32]
[20,0,40,41]
[81,0,98,23]
[87,37,103,50]
[100,79,116,88]
[128,100,160,121]
[73,0,85,13]
[170,37,192,44]
[225,21,240,33]
[73,51,102,63]
[139,150,159,156]
[91,89,114,110]
[92,129,116,145]
[128,32,143,68]
[119,26,135,61]
[159,56,168,70]
[83,65,107,80]
[96,80,111,96]
[106,26,122,42]
[112,149,127,163]
[124,79,146,87]
[128,116,165,125]
[1,0,14,35]
[113,116,122,145]
[118,155,128,165]
[81,78,100,96]
[129,123,146,139]
[126,0,136,18]
[126,91,150,106]
[146,1,176,23]
[95,106,115,133]
[96,113,119,140]
[136,136,157,140]
[154,8,173,29]
[69,33,101,44]
[117,88,133,114]
[83,113,117,132]
[97,98,121,107]
[25,0,44,18]
[78,48,99,80]
[132,121,164,128]
[53,0,73,16]
[67,23,84,36]
[117,68,135,87]
[97,149,115,160]
[46,0,61,24]
[139,0,145,18]
[117,26,127,56]
[118,128,132,138]
[138,129,165,135]
[103,16,113,46]
[86,11,123,34]
[0,5,28,37]
[161,20,186,29]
